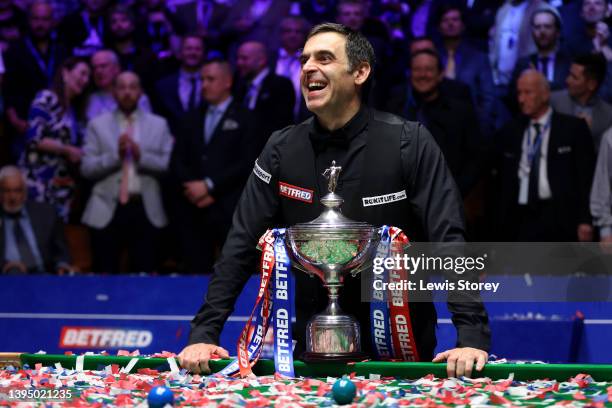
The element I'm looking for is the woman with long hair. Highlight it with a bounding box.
[19,56,91,222]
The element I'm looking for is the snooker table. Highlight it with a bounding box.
[2,353,612,406]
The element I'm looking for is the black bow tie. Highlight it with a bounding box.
[309,132,350,154]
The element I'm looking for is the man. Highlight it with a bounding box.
[563,0,612,59]
[494,70,595,242]
[0,165,71,274]
[59,0,110,57]
[172,59,254,273]
[154,34,205,135]
[3,0,66,160]
[81,72,173,273]
[436,4,496,137]
[179,23,490,378]
[386,49,482,198]
[235,40,295,156]
[511,8,572,92]
[489,0,552,87]
[107,5,157,93]
[86,49,151,122]
[551,53,612,151]
[272,16,311,122]
[221,0,290,54]
[170,0,229,49]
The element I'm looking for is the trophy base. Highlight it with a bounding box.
[302,351,368,363]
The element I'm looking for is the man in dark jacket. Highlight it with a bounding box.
[179,23,490,378]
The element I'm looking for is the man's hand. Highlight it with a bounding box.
[6,108,28,133]
[432,347,488,378]
[578,223,594,242]
[118,134,140,160]
[196,194,215,208]
[183,180,209,204]
[63,145,83,164]
[600,235,612,254]
[2,261,27,274]
[178,343,229,374]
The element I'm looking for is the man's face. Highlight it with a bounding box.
[517,74,549,117]
[532,12,559,50]
[337,4,365,31]
[410,53,443,96]
[280,19,306,52]
[439,9,464,38]
[582,0,608,24]
[236,42,265,78]
[0,175,26,214]
[91,52,120,88]
[566,63,593,99]
[114,73,142,111]
[300,32,361,114]
[110,12,134,40]
[180,37,205,69]
[29,3,54,40]
[201,63,232,105]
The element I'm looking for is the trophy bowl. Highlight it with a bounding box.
[284,161,380,362]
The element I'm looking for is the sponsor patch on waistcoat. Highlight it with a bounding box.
[278,182,314,203]
[362,190,407,207]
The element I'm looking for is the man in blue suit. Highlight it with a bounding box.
[435,4,497,136]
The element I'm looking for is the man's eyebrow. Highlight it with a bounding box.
[299,50,337,62]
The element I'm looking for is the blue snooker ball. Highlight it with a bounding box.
[332,377,357,405]
[147,386,174,407]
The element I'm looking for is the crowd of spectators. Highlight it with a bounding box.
[1,0,612,274]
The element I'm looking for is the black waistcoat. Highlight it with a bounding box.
[276,114,437,360]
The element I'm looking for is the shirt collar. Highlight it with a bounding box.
[309,105,369,147]
[209,96,233,112]
[117,109,140,122]
[180,69,200,81]
[250,67,270,88]
[530,107,553,127]
[2,206,28,220]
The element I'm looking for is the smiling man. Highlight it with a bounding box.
[179,23,490,378]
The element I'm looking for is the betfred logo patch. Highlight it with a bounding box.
[279,182,313,203]
[59,327,153,349]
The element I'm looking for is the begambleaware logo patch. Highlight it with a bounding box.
[362,190,407,207]
[278,182,314,203]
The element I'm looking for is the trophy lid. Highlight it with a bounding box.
[287,161,377,241]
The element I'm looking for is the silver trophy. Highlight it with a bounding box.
[286,161,380,362]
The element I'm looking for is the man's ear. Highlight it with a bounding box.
[353,62,371,85]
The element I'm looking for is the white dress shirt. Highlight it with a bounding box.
[518,107,553,204]
[245,67,269,110]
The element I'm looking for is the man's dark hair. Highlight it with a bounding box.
[306,22,375,72]
[202,58,234,76]
[436,3,464,25]
[574,53,607,86]
[410,48,443,72]
[530,8,562,31]
[109,4,135,25]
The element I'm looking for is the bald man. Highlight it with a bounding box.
[81,71,173,273]
[87,49,152,121]
[172,60,255,273]
[493,69,596,242]
[235,40,295,156]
